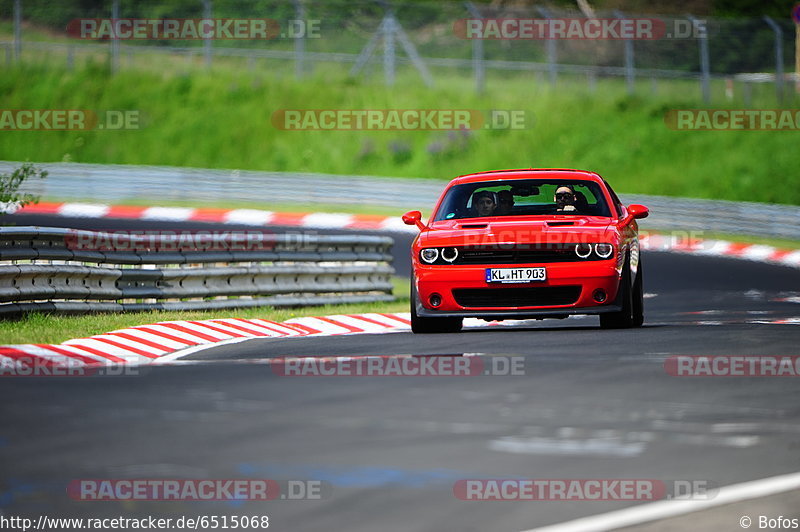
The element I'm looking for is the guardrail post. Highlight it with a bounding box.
[763,16,784,105]
[587,69,597,92]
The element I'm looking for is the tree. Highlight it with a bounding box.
[0,163,48,215]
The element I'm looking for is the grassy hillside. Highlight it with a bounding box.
[0,59,797,205]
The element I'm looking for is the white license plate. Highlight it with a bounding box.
[485,267,546,283]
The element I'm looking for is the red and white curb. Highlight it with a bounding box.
[10,201,800,268]
[3,308,799,373]
[10,201,415,233]
[0,313,414,371]
[639,234,800,269]
[0,312,586,371]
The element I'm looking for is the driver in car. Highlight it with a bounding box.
[554,185,577,212]
[496,190,515,215]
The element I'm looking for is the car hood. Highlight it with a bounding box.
[420,216,617,247]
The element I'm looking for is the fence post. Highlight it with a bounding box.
[383,9,396,86]
[350,5,431,87]
[536,7,557,86]
[763,16,784,104]
[688,15,710,104]
[793,4,800,94]
[110,0,120,73]
[615,10,635,95]
[203,0,212,69]
[350,18,385,78]
[13,0,21,62]
[465,2,484,94]
[294,0,306,79]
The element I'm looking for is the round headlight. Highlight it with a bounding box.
[594,243,614,259]
[420,248,439,264]
[441,247,459,262]
[575,243,592,259]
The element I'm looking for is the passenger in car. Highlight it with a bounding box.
[574,191,590,213]
[496,190,515,215]
[472,191,498,217]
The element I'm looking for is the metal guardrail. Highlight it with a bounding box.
[7,161,800,241]
[0,226,394,317]
[2,161,434,208]
[621,194,800,241]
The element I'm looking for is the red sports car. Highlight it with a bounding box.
[402,169,649,333]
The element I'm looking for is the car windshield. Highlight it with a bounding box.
[432,179,612,221]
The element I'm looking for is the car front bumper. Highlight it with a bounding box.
[414,261,622,318]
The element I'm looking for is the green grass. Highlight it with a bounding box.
[0,277,410,345]
[0,57,798,206]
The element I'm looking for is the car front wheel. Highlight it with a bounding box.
[600,255,643,329]
[410,283,463,334]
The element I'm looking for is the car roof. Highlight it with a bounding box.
[450,168,604,186]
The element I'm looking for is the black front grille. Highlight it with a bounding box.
[452,286,581,308]
[457,245,581,264]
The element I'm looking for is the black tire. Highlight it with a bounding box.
[410,283,463,334]
[631,256,644,328]
[600,256,635,329]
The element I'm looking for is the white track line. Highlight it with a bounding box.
[523,470,800,532]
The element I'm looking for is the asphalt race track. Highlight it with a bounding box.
[3,213,800,531]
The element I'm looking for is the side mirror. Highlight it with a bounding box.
[402,210,426,230]
[627,204,649,220]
